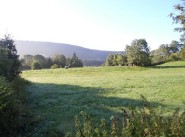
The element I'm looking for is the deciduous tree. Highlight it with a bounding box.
[126,39,151,66]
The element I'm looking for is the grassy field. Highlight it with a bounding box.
[21,61,185,136]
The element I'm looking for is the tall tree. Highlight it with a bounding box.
[70,53,83,67]
[170,0,185,59]
[126,39,151,66]
[0,35,21,81]
[170,0,185,41]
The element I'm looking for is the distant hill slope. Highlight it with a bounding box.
[15,41,124,62]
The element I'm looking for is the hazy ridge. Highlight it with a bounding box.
[15,40,124,61]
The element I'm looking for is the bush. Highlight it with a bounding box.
[0,76,36,137]
[51,64,59,69]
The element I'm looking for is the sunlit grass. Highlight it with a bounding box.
[21,62,185,136]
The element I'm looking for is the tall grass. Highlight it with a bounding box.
[74,97,185,137]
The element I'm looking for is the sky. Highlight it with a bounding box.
[0,0,182,51]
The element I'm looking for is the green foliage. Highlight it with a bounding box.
[179,45,185,60]
[151,41,184,64]
[70,52,83,67]
[31,61,42,70]
[0,35,21,81]
[151,44,171,64]
[169,40,183,53]
[52,54,66,68]
[33,54,47,68]
[0,76,36,137]
[105,54,127,66]
[126,39,151,66]
[169,53,181,61]
[22,53,83,69]
[170,0,185,42]
[74,101,185,137]
[51,64,59,69]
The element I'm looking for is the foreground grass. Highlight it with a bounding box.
[21,62,185,136]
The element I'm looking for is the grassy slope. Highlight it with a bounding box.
[21,62,185,135]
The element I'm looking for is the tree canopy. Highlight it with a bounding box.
[0,35,21,81]
[126,39,151,66]
[170,0,185,60]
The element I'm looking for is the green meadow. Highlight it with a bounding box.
[21,61,185,136]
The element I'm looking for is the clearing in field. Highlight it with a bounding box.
[21,61,185,136]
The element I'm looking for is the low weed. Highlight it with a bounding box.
[73,97,185,137]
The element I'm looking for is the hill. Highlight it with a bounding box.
[15,40,124,63]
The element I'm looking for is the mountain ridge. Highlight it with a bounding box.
[15,40,124,62]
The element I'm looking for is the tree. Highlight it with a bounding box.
[179,46,185,60]
[170,0,185,59]
[33,55,46,68]
[105,54,114,66]
[31,61,42,70]
[105,54,127,66]
[70,53,83,67]
[66,57,71,66]
[0,35,21,81]
[169,40,182,53]
[151,44,170,64]
[21,55,33,69]
[45,57,53,68]
[126,39,151,66]
[116,54,127,66]
[169,53,181,61]
[170,0,185,42]
[52,54,66,68]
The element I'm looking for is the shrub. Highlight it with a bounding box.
[51,64,59,69]
[0,76,36,137]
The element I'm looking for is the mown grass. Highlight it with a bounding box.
[21,61,185,136]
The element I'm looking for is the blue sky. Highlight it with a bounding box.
[0,0,182,51]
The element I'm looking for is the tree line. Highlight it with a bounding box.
[21,52,83,70]
[105,39,185,66]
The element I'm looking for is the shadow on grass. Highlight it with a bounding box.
[25,82,167,137]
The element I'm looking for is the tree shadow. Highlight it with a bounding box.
[25,82,169,136]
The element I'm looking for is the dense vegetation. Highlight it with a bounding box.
[0,35,34,137]
[0,35,21,81]
[105,39,184,67]
[21,63,185,136]
[21,52,83,70]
